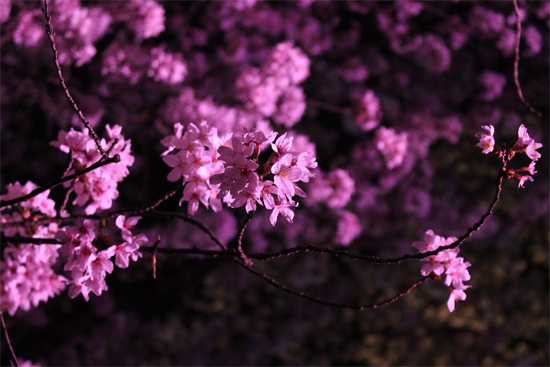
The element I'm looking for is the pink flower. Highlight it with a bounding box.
[232,180,264,213]
[517,175,534,188]
[273,86,306,128]
[163,150,190,182]
[415,34,451,73]
[269,201,296,226]
[89,251,114,280]
[271,133,293,156]
[115,215,142,230]
[271,154,303,199]
[516,124,534,147]
[478,71,506,101]
[147,45,187,85]
[355,90,382,131]
[447,285,469,313]
[376,127,408,169]
[514,124,542,161]
[475,125,495,154]
[68,279,91,301]
[525,142,542,161]
[335,210,362,246]
[444,258,471,288]
[109,229,146,268]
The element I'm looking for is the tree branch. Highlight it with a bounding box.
[0,311,19,367]
[233,211,254,266]
[42,0,110,157]
[1,236,61,245]
[146,210,227,250]
[512,0,542,118]
[238,260,430,310]
[0,154,120,208]
[250,169,505,264]
[107,185,181,218]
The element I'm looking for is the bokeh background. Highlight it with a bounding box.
[1,0,548,365]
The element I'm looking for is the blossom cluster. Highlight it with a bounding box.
[236,41,310,128]
[476,124,542,187]
[307,168,355,209]
[54,216,147,302]
[0,181,57,235]
[412,230,471,313]
[51,125,134,214]
[0,225,66,316]
[161,120,229,215]
[162,120,317,226]
[375,126,408,170]
[0,177,147,314]
[355,90,382,131]
[102,43,187,86]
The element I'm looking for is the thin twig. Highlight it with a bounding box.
[0,311,19,367]
[233,211,254,266]
[239,260,430,310]
[250,169,505,264]
[512,0,542,118]
[42,0,109,157]
[108,185,181,218]
[1,236,62,245]
[61,150,75,178]
[147,210,227,250]
[152,235,161,279]
[141,246,233,257]
[307,98,354,115]
[59,187,74,214]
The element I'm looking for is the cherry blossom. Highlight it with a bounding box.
[51,125,134,214]
[412,229,471,312]
[447,285,470,313]
[475,125,495,154]
[376,127,408,169]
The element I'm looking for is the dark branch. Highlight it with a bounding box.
[146,210,227,250]
[42,0,109,156]
[1,236,62,245]
[142,246,233,257]
[512,0,542,118]
[107,185,181,218]
[0,311,19,367]
[238,260,430,310]
[233,211,254,266]
[0,155,120,208]
[307,98,354,115]
[250,169,505,264]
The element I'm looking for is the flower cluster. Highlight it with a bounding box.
[147,45,188,85]
[12,0,112,67]
[162,120,317,225]
[355,90,382,132]
[0,225,66,316]
[0,182,63,315]
[236,41,310,128]
[0,181,57,237]
[307,168,355,209]
[51,125,134,214]
[55,215,146,301]
[476,124,542,188]
[335,210,361,246]
[214,128,317,226]
[161,120,230,215]
[412,230,471,312]
[376,126,408,170]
